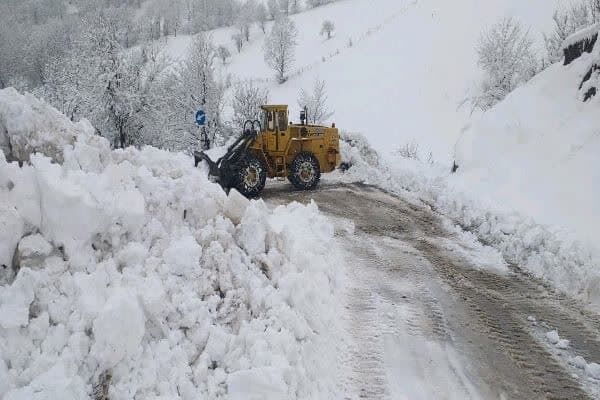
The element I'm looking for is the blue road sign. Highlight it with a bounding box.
[195,109,206,126]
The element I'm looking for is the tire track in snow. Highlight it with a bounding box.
[340,236,391,399]
[264,182,600,399]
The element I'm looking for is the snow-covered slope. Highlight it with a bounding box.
[0,88,345,400]
[267,0,563,162]
[454,36,600,250]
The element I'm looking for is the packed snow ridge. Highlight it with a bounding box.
[0,88,344,400]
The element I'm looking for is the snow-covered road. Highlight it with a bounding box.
[265,183,600,400]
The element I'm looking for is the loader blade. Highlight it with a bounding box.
[194,151,221,181]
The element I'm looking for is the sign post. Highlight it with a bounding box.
[195,109,209,150]
[195,110,206,126]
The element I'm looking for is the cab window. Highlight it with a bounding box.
[277,111,288,131]
[266,111,275,131]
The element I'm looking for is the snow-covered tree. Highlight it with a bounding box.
[279,0,290,16]
[236,0,256,43]
[264,16,298,83]
[591,0,600,22]
[36,48,87,121]
[231,80,269,130]
[472,17,537,110]
[153,0,182,37]
[297,78,334,124]
[232,33,244,53]
[307,0,334,9]
[217,45,231,64]
[290,0,300,14]
[544,3,592,64]
[320,20,335,39]
[267,0,280,20]
[170,34,225,150]
[256,3,268,33]
[87,13,146,148]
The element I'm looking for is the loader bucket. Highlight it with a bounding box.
[194,151,221,182]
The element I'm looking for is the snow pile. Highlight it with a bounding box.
[545,330,570,349]
[0,88,100,164]
[0,89,344,399]
[541,329,600,380]
[569,356,600,380]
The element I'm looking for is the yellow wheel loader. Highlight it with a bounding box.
[195,105,341,197]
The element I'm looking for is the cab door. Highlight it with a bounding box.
[275,110,289,152]
[265,110,277,151]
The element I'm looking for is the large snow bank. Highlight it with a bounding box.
[0,89,344,399]
[0,88,99,164]
[332,127,600,310]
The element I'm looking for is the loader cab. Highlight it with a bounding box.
[261,105,288,132]
[261,105,289,151]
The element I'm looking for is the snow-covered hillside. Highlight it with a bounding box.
[455,31,600,253]
[163,0,563,162]
[0,88,345,399]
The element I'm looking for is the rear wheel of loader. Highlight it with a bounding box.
[289,152,320,190]
[235,155,267,197]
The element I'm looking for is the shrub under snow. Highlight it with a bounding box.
[0,89,344,399]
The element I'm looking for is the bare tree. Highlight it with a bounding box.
[231,80,269,129]
[297,78,334,124]
[264,16,298,83]
[320,20,335,39]
[472,17,537,110]
[395,142,419,160]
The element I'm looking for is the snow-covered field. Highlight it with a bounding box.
[0,88,345,399]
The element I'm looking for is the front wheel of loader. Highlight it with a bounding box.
[235,155,267,198]
[289,152,321,190]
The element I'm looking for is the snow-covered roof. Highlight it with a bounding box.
[562,23,600,50]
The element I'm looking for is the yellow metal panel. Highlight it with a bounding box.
[250,104,340,179]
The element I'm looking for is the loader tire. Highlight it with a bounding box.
[289,152,320,190]
[234,155,267,198]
